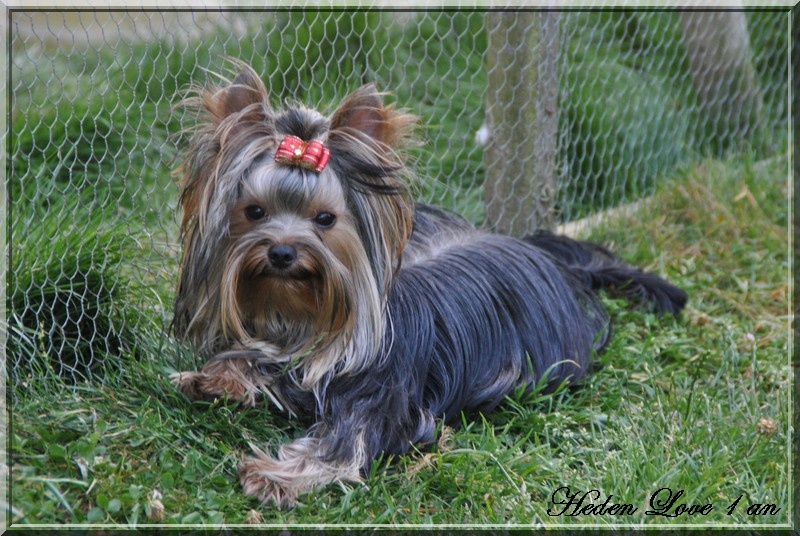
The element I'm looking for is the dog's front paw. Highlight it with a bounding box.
[239,455,299,508]
[170,370,258,407]
[169,370,221,402]
[238,439,364,509]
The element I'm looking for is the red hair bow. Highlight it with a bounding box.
[274,135,331,173]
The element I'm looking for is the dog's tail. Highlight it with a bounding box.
[524,231,687,315]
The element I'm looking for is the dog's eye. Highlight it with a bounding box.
[313,212,336,228]
[245,205,267,221]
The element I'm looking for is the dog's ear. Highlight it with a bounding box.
[175,62,274,240]
[206,64,271,123]
[327,86,417,293]
[329,85,414,149]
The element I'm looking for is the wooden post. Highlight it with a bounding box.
[679,11,765,151]
[483,11,560,235]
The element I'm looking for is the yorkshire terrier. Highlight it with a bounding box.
[170,61,687,508]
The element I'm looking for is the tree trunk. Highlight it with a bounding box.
[679,11,765,152]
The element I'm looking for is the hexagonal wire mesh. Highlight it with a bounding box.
[8,10,789,385]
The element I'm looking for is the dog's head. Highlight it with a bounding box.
[173,61,416,384]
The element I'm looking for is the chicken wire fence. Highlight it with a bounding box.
[8,9,789,386]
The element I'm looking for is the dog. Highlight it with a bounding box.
[169,61,687,508]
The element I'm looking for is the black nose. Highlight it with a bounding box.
[268,244,297,269]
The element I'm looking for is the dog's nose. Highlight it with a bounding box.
[268,244,297,269]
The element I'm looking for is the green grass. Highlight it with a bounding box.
[9,153,790,527]
[9,211,138,383]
